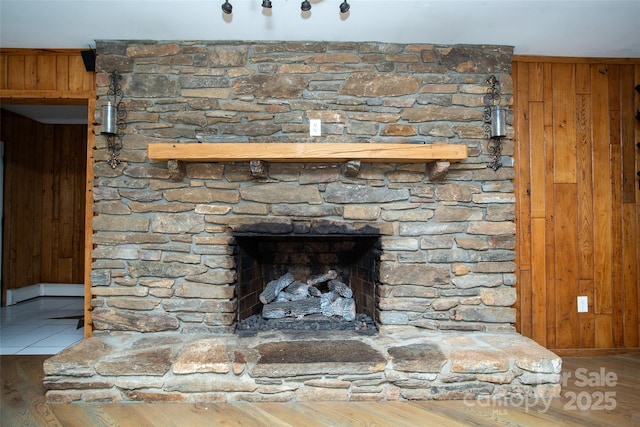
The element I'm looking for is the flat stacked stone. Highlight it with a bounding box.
[43,331,561,403]
[90,40,516,335]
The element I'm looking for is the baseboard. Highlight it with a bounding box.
[551,347,640,357]
[5,283,84,305]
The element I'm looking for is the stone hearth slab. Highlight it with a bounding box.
[387,343,447,373]
[43,330,562,403]
[251,340,386,377]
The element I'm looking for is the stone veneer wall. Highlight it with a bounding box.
[91,40,516,335]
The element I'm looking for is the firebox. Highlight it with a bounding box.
[234,231,381,333]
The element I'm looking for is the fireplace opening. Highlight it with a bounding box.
[234,233,381,335]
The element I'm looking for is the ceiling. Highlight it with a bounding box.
[1,0,639,124]
[1,0,639,57]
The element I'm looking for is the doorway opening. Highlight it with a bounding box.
[0,105,87,307]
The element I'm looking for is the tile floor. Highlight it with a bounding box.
[0,296,84,355]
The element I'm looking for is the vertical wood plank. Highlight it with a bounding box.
[40,125,54,281]
[531,217,547,346]
[622,204,639,347]
[575,63,591,95]
[607,66,624,348]
[513,61,532,336]
[634,64,640,348]
[554,183,579,348]
[56,55,70,92]
[512,60,521,332]
[610,141,625,348]
[591,64,613,317]
[543,59,557,348]
[552,63,577,183]
[56,126,75,260]
[24,55,37,90]
[620,65,637,203]
[0,55,8,89]
[31,125,45,283]
[516,62,532,271]
[82,62,95,92]
[530,102,546,217]
[576,93,594,281]
[517,270,532,337]
[595,314,613,348]
[529,62,544,102]
[544,121,557,349]
[50,126,62,283]
[2,115,18,293]
[68,55,85,92]
[607,65,621,112]
[36,55,57,90]
[58,258,74,284]
[579,279,596,348]
[74,125,88,283]
[543,63,554,127]
[621,64,640,347]
[6,55,25,90]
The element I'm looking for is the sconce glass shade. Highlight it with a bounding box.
[490,105,506,138]
[101,102,118,135]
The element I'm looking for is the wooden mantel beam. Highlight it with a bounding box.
[147,143,468,164]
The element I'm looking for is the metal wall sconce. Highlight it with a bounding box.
[222,0,232,14]
[489,105,507,138]
[301,1,311,11]
[101,71,126,169]
[484,75,507,171]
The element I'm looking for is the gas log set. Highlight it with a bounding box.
[237,270,376,335]
[260,270,355,321]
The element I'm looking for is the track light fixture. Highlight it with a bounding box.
[224,1,351,15]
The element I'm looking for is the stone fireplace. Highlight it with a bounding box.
[42,40,562,403]
[234,228,381,333]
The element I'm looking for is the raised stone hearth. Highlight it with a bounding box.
[44,330,560,403]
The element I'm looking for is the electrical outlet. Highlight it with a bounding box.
[310,119,321,136]
[577,296,588,313]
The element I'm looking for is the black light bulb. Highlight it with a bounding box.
[222,0,232,14]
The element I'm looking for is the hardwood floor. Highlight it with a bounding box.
[1,353,639,426]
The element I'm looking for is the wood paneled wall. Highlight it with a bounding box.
[0,49,94,101]
[513,57,640,353]
[0,110,87,293]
